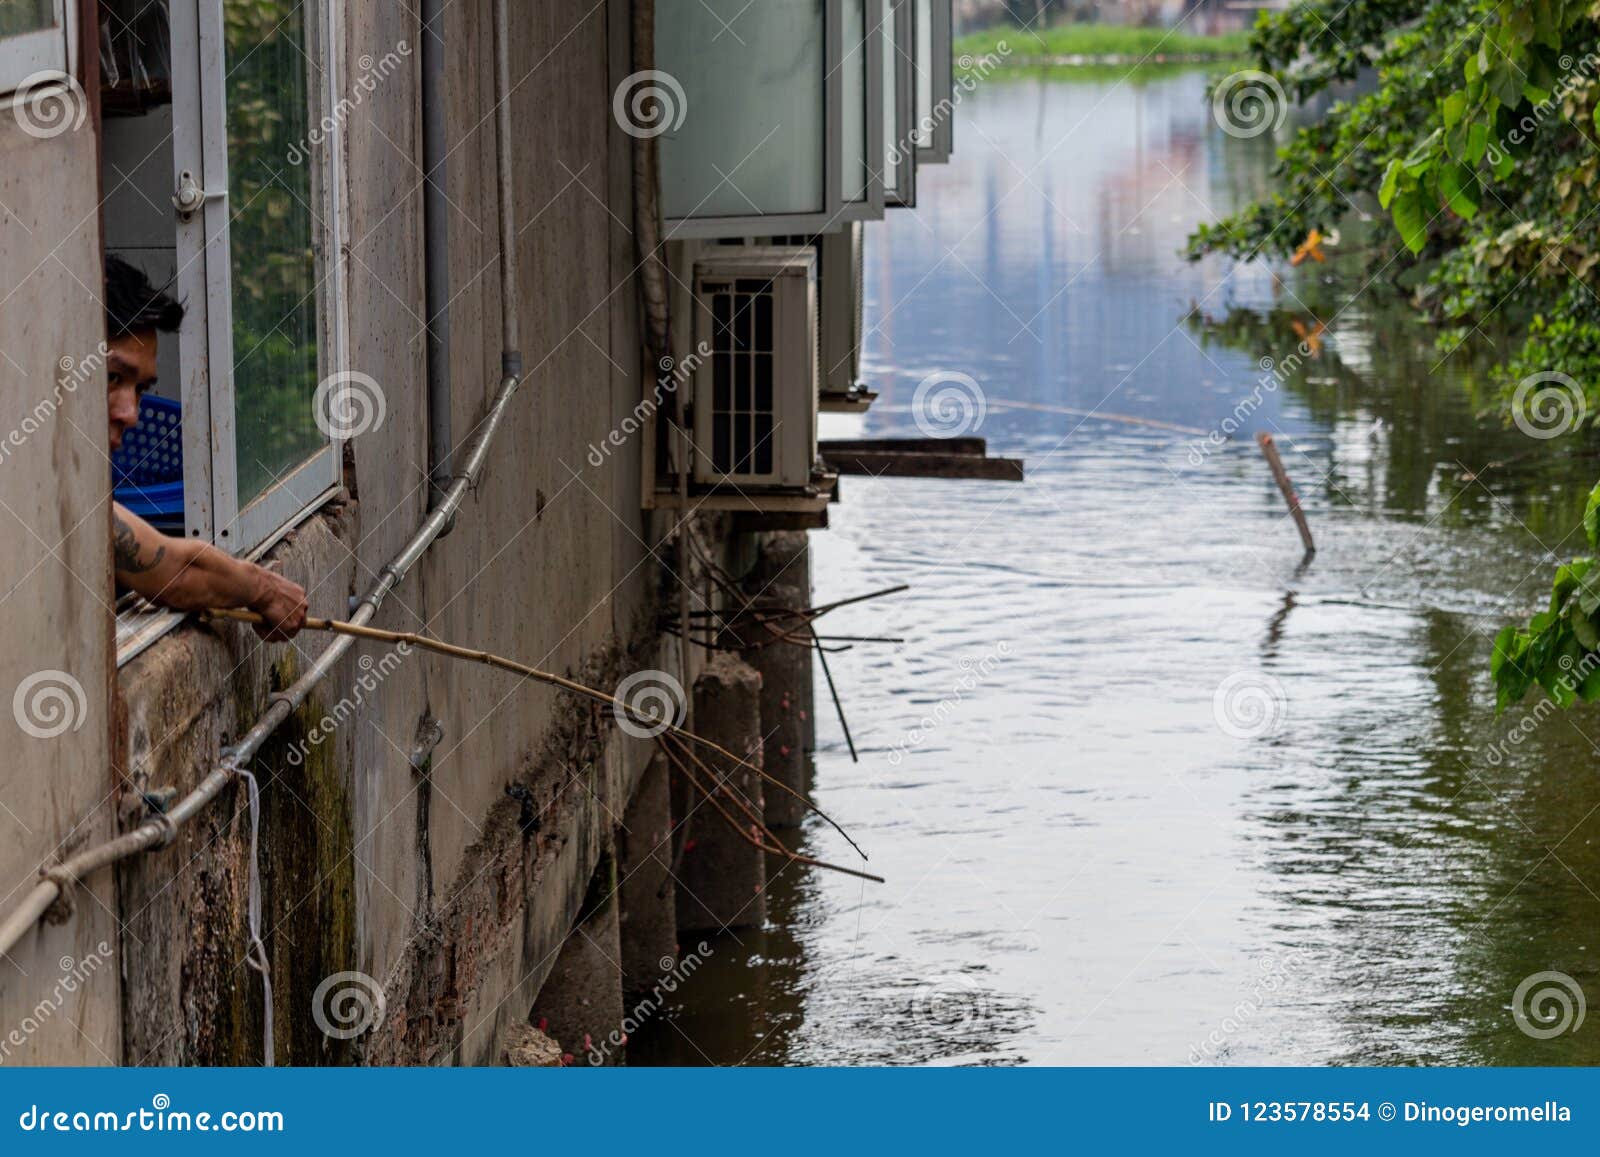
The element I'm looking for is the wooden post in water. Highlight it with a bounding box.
[1256,432,1315,556]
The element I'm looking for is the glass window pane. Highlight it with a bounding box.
[882,0,900,196]
[225,0,324,507]
[914,0,932,149]
[0,0,54,38]
[842,0,867,203]
[659,0,826,220]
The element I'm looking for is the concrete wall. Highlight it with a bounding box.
[0,111,122,1065]
[0,0,699,1066]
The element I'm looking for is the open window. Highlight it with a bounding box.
[818,224,875,412]
[102,0,345,556]
[0,0,73,90]
[838,0,884,223]
[912,0,952,165]
[883,0,917,208]
[104,0,347,659]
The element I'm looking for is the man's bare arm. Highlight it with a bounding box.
[112,512,165,574]
[113,502,308,640]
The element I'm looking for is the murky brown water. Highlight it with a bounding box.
[631,70,1600,1066]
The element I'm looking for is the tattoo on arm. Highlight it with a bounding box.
[113,514,166,575]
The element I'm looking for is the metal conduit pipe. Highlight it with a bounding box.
[422,0,453,516]
[631,0,669,359]
[494,0,521,375]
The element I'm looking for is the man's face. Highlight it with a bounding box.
[106,330,158,452]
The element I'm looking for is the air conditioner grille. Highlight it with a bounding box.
[707,279,778,476]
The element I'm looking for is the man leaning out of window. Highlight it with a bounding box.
[104,256,307,640]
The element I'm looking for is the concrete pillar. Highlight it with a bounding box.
[617,752,678,995]
[673,654,767,933]
[740,532,814,828]
[530,851,624,1065]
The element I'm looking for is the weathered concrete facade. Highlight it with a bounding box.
[0,104,122,1067]
[0,0,812,1066]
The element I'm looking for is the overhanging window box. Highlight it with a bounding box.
[660,0,890,238]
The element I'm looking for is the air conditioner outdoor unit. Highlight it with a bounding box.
[691,246,819,489]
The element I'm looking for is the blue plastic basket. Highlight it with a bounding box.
[112,394,184,530]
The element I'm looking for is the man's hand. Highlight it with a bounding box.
[114,502,309,640]
[248,564,308,641]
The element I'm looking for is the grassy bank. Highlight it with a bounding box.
[956,23,1252,67]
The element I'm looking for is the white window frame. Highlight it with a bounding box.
[0,0,72,90]
[884,0,917,208]
[837,0,885,223]
[662,0,846,240]
[168,0,346,556]
[818,223,863,396]
[913,0,952,166]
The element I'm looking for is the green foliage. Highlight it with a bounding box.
[1188,0,1600,712]
[1490,491,1600,712]
[224,0,322,504]
[954,23,1251,65]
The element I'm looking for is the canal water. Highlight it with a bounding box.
[631,68,1600,1065]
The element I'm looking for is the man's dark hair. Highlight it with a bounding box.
[104,254,184,338]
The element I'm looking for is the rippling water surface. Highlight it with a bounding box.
[631,70,1600,1066]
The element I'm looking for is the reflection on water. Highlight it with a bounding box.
[630,71,1600,1066]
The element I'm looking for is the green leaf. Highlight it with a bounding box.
[1544,664,1579,708]
[1572,610,1600,651]
[1392,188,1429,254]
[1489,62,1526,107]
[1379,159,1403,209]
[1465,122,1491,165]
[1533,0,1564,49]
[1492,626,1536,713]
[1402,129,1441,177]
[1584,482,1600,550]
[1439,162,1480,219]
[1553,560,1590,611]
[1580,662,1600,703]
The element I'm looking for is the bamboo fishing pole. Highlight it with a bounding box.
[207,608,873,868]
